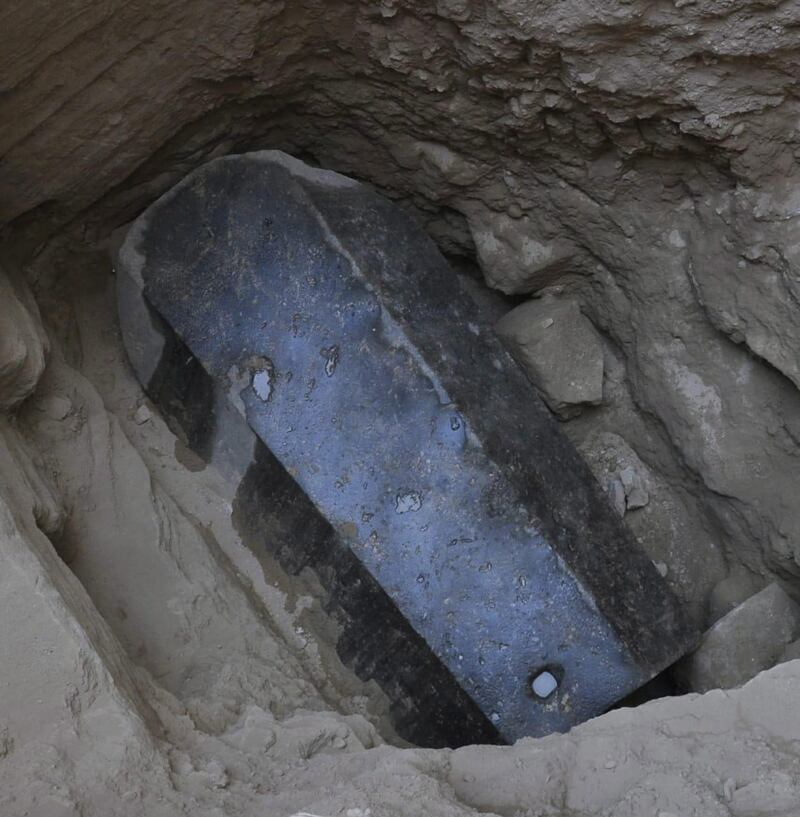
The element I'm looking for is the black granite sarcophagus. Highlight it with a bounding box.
[116,152,696,747]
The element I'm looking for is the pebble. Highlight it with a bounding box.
[40,394,72,421]
[134,404,152,425]
[723,777,736,800]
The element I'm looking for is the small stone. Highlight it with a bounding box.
[676,583,800,693]
[204,759,229,788]
[723,778,736,801]
[134,404,152,424]
[221,706,277,754]
[435,0,471,20]
[607,478,626,517]
[625,484,649,510]
[496,298,604,419]
[619,466,649,510]
[39,394,72,420]
[618,466,635,491]
[0,727,13,758]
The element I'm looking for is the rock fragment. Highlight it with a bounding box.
[677,583,800,693]
[134,403,153,425]
[495,298,604,419]
[37,394,72,421]
[466,209,576,295]
[618,465,648,510]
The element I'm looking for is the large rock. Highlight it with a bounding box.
[496,298,604,419]
[116,151,695,743]
[677,583,800,693]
